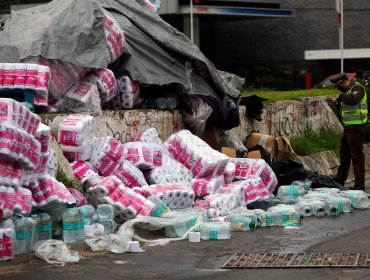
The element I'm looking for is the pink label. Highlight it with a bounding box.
[2,69,15,87]
[109,140,124,161]
[35,71,50,89]
[99,156,118,176]
[152,150,162,166]
[25,70,38,87]
[0,69,4,86]
[259,168,272,187]
[59,130,78,146]
[73,82,91,97]
[142,146,151,163]
[118,191,136,207]
[0,102,9,122]
[114,166,138,188]
[126,148,139,163]
[107,187,125,202]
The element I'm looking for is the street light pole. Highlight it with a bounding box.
[340,0,344,73]
[190,0,194,42]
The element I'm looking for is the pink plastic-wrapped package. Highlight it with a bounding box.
[123,142,163,170]
[131,127,162,146]
[68,188,86,206]
[165,130,229,178]
[94,68,117,102]
[249,159,278,192]
[191,176,225,198]
[103,11,125,63]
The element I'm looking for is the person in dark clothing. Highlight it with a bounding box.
[331,73,368,191]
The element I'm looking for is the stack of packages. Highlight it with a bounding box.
[0,98,42,217]
[0,63,51,106]
[106,76,140,110]
[58,114,95,162]
[103,11,125,64]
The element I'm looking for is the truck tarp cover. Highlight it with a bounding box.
[0,0,244,102]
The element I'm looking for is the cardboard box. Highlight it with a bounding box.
[245,133,278,157]
[245,133,294,161]
[219,147,236,158]
[276,136,293,161]
[246,150,262,159]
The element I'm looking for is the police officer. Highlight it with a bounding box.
[331,73,368,191]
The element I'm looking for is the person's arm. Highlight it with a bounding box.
[337,83,365,105]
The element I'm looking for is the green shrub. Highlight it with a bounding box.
[290,129,341,156]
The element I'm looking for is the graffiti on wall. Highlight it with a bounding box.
[102,110,182,143]
[255,99,324,137]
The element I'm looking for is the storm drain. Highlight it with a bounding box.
[222,253,370,268]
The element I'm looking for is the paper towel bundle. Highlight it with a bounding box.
[86,175,123,199]
[0,160,24,187]
[141,183,195,210]
[115,191,155,222]
[45,149,58,177]
[91,137,125,164]
[71,161,102,191]
[248,159,278,192]
[0,186,32,218]
[0,63,50,105]
[191,176,225,198]
[27,175,76,210]
[58,114,95,162]
[218,161,235,184]
[123,142,163,169]
[131,127,162,146]
[89,138,147,188]
[103,11,125,63]
[117,76,139,109]
[0,98,41,135]
[228,178,270,205]
[94,68,117,102]
[145,153,193,187]
[0,124,41,170]
[165,130,229,178]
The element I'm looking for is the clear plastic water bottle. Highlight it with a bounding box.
[148,195,170,217]
[63,203,80,243]
[324,197,352,216]
[78,205,96,225]
[25,216,36,252]
[77,206,85,241]
[198,222,231,240]
[13,215,28,254]
[96,204,115,221]
[38,210,52,241]
[339,190,370,209]
[277,185,306,198]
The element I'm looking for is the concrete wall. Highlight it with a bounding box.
[42,97,341,144]
[42,109,185,143]
[233,96,342,142]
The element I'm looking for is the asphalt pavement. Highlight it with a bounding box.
[1,175,370,280]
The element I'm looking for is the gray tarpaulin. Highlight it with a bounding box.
[0,0,244,102]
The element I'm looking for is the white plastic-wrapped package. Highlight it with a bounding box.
[122,142,163,170]
[58,114,95,162]
[230,158,255,180]
[94,68,117,102]
[54,79,102,115]
[0,63,51,106]
[117,76,139,109]
[35,123,51,154]
[131,127,162,146]
[46,149,58,177]
[191,176,225,198]
[145,153,193,187]
[71,161,102,191]
[227,178,270,205]
[112,160,147,188]
[103,10,125,63]
[0,98,18,128]
[58,114,95,147]
[22,56,92,103]
[221,161,235,184]
[249,159,278,192]
[165,130,229,178]
[142,183,195,210]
